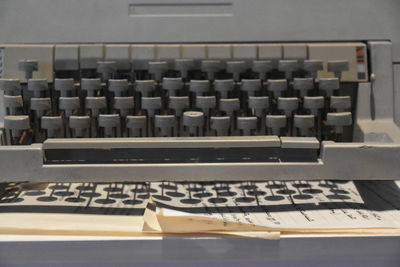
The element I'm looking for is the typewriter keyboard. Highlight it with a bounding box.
[0,45,360,145]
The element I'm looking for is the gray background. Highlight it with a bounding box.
[0,0,400,61]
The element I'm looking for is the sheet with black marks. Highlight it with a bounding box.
[149,180,400,230]
[0,180,399,233]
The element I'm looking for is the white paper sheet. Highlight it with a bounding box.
[0,182,149,234]
[150,180,400,230]
[0,180,399,234]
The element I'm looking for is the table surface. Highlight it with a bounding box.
[0,235,399,266]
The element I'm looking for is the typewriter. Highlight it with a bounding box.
[0,0,399,182]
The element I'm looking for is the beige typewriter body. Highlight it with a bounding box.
[0,0,399,182]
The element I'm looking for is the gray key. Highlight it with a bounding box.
[59,97,80,117]
[196,96,216,117]
[3,95,23,115]
[175,59,195,79]
[108,79,129,97]
[148,61,168,82]
[319,78,340,96]
[303,96,325,139]
[294,115,315,137]
[248,96,269,118]
[85,96,107,117]
[278,97,299,117]
[190,80,210,97]
[18,60,38,79]
[97,61,117,81]
[126,115,147,137]
[30,98,51,118]
[54,78,75,97]
[196,96,216,134]
[210,116,230,136]
[303,60,323,79]
[141,97,162,117]
[293,78,314,97]
[267,79,287,98]
[81,78,102,97]
[183,111,204,136]
[303,96,325,116]
[4,115,30,143]
[114,96,134,117]
[155,115,175,137]
[241,79,261,97]
[30,97,51,140]
[0,79,21,95]
[327,60,349,80]
[219,98,240,131]
[41,116,63,138]
[163,77,183,97]
[326,112,352,134]
[214,79,234,98]
[278,60,299,79]
[201,60,222,80]
[135,80,155,97]
[99,114,121,137]
[219,98,240,118]
[4,115,30,130]
[169,96,190,117]
[330,96,351,112]
[237,117,257,136]
[69,116,90,138]
[266,115,287,135]
[226,61,247,81]
[28,79,48,98]
[252,60,273,80]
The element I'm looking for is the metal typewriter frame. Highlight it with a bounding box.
[0,0,400,182]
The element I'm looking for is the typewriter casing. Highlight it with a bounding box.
[0,0,399,182]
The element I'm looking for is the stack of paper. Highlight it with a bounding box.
[0,180,399,238]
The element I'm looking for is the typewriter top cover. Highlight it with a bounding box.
[0,0,399,182]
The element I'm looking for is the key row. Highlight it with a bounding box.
[18,58,349,81]
[4,94,352,119]
[1,77,344,98]
[3,111,352,142]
